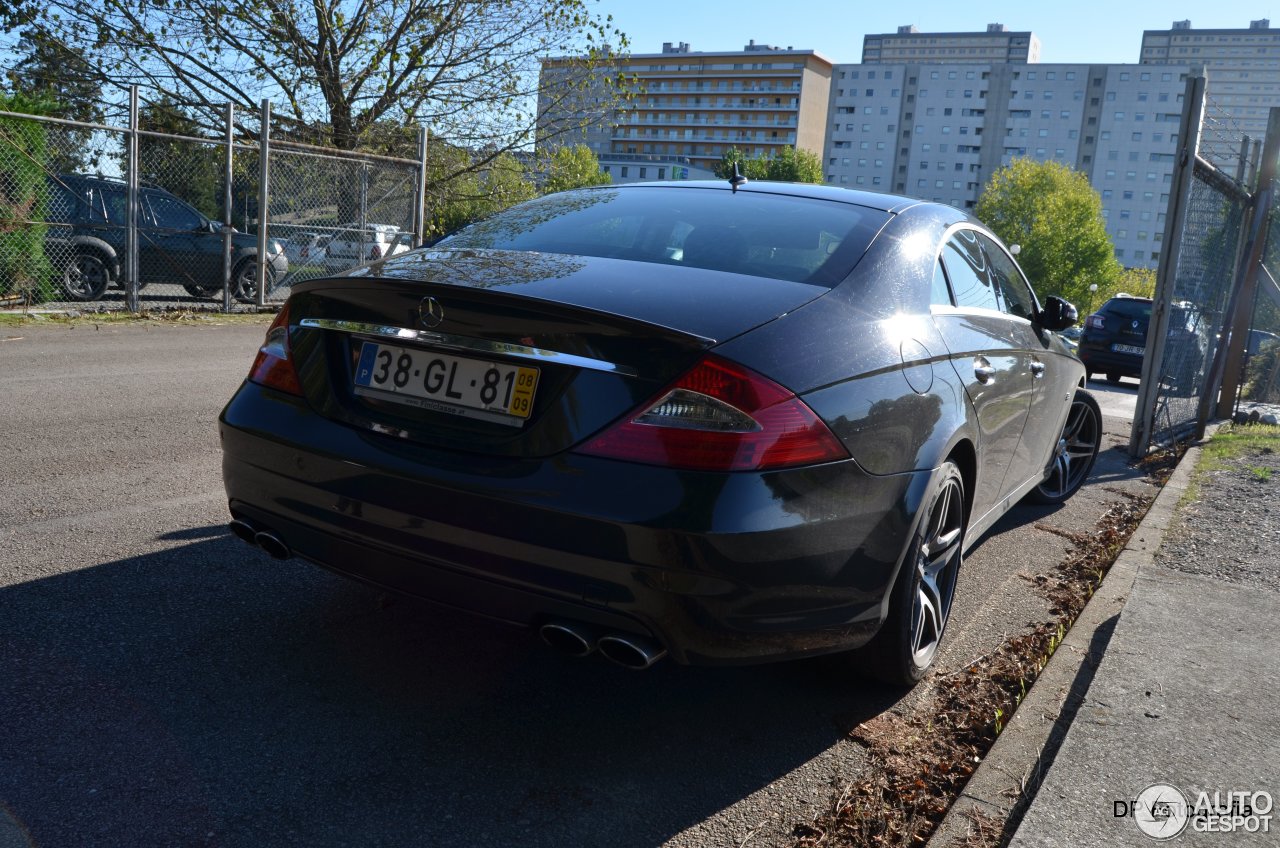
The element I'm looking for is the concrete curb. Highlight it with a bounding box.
[925,432,1212,847]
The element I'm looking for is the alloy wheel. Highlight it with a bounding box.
[1039,396,1101,501]
[64,254,110,301]
[909,472,965,669]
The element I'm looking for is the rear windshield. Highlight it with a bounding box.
[1102,299,1153,321]
[436,186,890,286]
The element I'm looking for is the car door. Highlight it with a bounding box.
[140,190,208,286]
[978,233,1075,494]
[931,228,1037,526]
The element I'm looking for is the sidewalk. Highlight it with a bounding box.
[931,430,1280,846]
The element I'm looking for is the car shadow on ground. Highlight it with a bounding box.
[0,531,904,847]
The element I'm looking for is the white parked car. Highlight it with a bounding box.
[282,232,328,266]
[324,223,411,269]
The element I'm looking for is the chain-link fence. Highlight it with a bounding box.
[0,93,426,312]
[1234,201,1280,413]
[265,145,421,306]
[1131,78,1254,453]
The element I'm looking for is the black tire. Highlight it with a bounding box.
[183,282,221,299]
[1106,372,1122,385]
[62,252,112,301]
[1025,389,1102,505]
[855,461,966,686]
[232,258,266,304]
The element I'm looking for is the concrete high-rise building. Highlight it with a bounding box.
[1141,19,1280,155]
[538,42,834,176]
[823,62,1191,268]
[862,24,1041,64]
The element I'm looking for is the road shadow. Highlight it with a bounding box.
[0,532,902,848]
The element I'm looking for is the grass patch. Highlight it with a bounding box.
[0,309,276,327]
[1198,423,1280,469]
[1180,423,1280,505]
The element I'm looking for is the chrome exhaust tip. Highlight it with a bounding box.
[598,635,667,670]
[539,622,597,658]
[253,531,292,560]
[228,518,259,546]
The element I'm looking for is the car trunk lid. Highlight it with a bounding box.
[282,249,832,458]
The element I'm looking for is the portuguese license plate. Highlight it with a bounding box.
[1111,343,1145,355]
[353,341,539,426]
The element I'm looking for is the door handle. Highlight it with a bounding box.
[973,357,995,383]
[1030,361,1046,377]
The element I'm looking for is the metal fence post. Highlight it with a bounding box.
[359,165,369,260]
[414,127,429,248]
[1212,107,1280,422]
[126,86,141,314]
[1129,73,1206,456]
[223,103,234,313]
[256,99,270,309]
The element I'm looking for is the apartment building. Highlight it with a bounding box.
[1141,19,1280,155]
[538,42,834,174]
[863,23,1041,64]
[823,63,1190,267]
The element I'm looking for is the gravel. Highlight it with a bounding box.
[1155,444,1280,592]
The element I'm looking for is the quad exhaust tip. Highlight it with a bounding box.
[540,622,666,669]
[253,531,292,560]
[539,621,597,658]
[228,518,259,546]
[597,634,667,670]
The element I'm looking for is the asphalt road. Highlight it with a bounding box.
[0,322,1153,848]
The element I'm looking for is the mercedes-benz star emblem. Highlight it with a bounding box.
[419,296,444,329]
[1132,320,1140,329]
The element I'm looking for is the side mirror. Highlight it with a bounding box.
[1038,295,1078,332]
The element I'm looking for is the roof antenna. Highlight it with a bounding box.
[729,161,748,192]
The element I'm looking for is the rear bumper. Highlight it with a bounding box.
[1078,342,1143,377]
[220,381,931,665]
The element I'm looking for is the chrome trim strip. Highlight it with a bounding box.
[299,318,639,377]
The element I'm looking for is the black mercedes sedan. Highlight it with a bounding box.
[220,180,1100,685]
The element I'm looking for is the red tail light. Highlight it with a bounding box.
[1085,314,1105,330]
[369,244,383,260]
[575,355,848,472]
[248,303,302,396]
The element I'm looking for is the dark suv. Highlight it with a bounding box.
[45,174,288,301]
[1078,294,1207,386]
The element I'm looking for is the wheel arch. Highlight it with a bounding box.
[65,236,121,278]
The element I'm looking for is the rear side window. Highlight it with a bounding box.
[978,233,1038,319]
[438,187,890,286]
[930,259,953,306]
[101,188,128,226]
[941,230,999,311]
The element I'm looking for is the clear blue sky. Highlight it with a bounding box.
[594,0,1278,64]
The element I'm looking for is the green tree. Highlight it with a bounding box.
[1115,266,1156,299]
[426,147,536,239]
[975,158,1122,307]
[542,145,610,194]
[2,34,106,172]
[712,146,823,184]
[135,97,221,220]
[0,91,55,303]
[4,0,627,164]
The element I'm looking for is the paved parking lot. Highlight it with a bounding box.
[0,322,1153,848]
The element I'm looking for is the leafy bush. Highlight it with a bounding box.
[0,93,56,302]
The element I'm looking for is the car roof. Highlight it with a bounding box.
[574,180,927,214]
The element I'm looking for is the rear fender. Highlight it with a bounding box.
[65,235,121,278]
